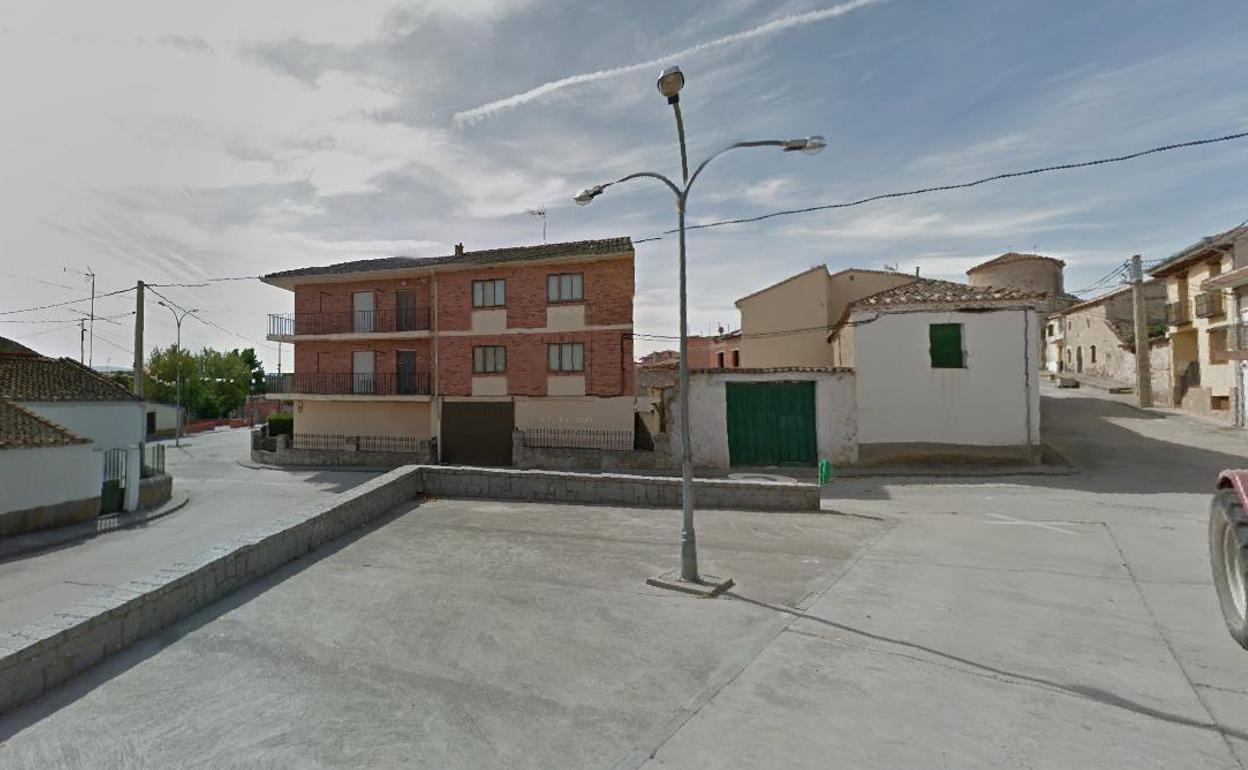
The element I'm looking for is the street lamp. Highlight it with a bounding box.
[574,66,824,594]
[158,301,198,448]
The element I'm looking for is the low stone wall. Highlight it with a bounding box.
[420,465,819,512]
[0,496,99,537]
[251,434,437,468]
[513,433,677,472]
[0,466,423,715]
[856,441,1043,466]
[138,475,173,510]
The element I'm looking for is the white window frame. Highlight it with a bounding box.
[548,342,585,372]
[472,279,506,308]
[473,345,506,374]
[547,272,584,303]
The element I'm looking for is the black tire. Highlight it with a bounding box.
[1209,488,1248,650]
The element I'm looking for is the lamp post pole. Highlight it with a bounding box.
[574,65,824,588]
[158,302,197,448]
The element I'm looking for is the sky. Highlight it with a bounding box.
[1,0,1247,368]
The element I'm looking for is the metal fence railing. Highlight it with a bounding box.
[1194,291,1225,319]
[268,308,432,337]
[143,443,166,477]
[521,428,634,451]
[265,372,431,396]
[290,433,435,455]
[1166,300,1192,325]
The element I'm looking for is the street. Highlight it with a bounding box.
[0,429,380,633]
[1,386,1246,767]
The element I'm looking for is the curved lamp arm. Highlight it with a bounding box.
[685,137,825,193]
[574,171,681,206]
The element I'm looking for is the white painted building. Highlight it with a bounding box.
[849,279,1043,464]
[0,339,144,512]
[0,399,101,534]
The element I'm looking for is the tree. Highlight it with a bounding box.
[238,347,266,394]
[143,345,256,419]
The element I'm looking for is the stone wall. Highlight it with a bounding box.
[252,440,438,468]
[512,432,677,472]
[0,496,99,538]
[138,475,173,510]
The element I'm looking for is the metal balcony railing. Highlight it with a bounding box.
[291,433,435,454]
[264,372,431,396]
[1194,291,1225,319]
[1166,300,1191,326]
[268,308,431,337]
[1228,323,1248,352]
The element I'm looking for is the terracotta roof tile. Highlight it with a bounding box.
[967,252,1065,273]
[0,399,89,450]
[0,346,137,402]
[262,237,634,282]
[852,278,1046,308]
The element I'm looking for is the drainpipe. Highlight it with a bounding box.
[431,269,441,459]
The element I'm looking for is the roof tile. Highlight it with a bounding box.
[852,278,1046,308]
[0,399,89,450]
[0,341,137,402]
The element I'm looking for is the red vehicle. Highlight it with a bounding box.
[1212,472,1248,648]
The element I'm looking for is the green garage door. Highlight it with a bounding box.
[726,381,817,467]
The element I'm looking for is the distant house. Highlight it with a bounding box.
[966,252,1077,316]
[1149,224,1248,422]
[0,400,99,535]
[0,337,144,516]
[143,401,185,438]
[1045,281,1169,395]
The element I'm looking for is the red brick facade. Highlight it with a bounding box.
[285,253,634,398]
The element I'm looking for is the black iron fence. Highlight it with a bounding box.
[1194,291,1225,318]
[521,428,634,451]
[291,433,435,454]
[268,308,431,337]
[265,372,431,396]
[143,443,166,477]
[1166,300,1191,325]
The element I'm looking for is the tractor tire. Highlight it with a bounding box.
[1210,489,1248,650]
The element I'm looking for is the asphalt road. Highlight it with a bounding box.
[3,388,1248,768]
[0,429,380,633]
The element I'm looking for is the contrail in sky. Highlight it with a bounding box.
[452,0,883,126]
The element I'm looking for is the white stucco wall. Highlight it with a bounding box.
[675,370,857,468]
[18,400,145,511]
[143,402,181,433]
[0,444,100,514]
[853,308,1041,449]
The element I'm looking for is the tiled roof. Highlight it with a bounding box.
[0,399,89,450]
[0,351,138,402]
[262,237,634,282]
[967,252,1066,273]
[1148,225,1248,277]
[636,363,679,392]
[852,278,1046,309]
[0,338,38,356]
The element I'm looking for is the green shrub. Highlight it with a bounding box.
[267,412,293,437]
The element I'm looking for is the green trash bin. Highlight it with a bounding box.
[818,458,832,485]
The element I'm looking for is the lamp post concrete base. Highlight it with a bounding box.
[646,569,734,598]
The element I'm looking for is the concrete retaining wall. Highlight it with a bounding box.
[420,466,819,512]
[0,467,423,715]
[138,475,173,509]
[0,496,99,538]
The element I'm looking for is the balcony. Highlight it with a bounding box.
[1165,300,1191,326]
[1194,291,1225,319]
[267,308,431,340]
[1228,324,1248,352]
[265,372,431,397]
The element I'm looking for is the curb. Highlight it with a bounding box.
[0,493,191,564]
[236,459,392,473]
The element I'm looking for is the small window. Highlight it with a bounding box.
[1090,345,1097,363]
[731,349,740,367]
[1211,328,1229,365]
[929,324,965,368]
[547,273,584,302]
[473,345,506,373]
[716,351,725,367]
[472,279,506,308]
[548,342,585,372]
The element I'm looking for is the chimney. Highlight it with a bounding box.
[454,243,464,256]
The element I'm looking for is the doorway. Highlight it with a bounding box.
[353,291,375,333]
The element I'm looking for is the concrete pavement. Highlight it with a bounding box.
[0,428,380,633]
[2,389,1248,768]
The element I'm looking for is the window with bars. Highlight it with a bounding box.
[473,345,506,373]
[547,273,584,302]
[472,279,506,308]
[548,342,585,372]
[929,324,965,368]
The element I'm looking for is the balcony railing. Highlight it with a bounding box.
[1228,324,1248,352]
[1166,300,1191,326]
[1194,291,1225,319]
[291,433,435,455]
[265,372,431,396]
[521,428,634,451]
[268,308,431,337]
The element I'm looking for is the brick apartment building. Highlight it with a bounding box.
[262,238,636,465]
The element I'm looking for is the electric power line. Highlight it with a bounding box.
[0,286,135,317]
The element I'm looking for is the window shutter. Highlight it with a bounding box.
[929,324,964,368]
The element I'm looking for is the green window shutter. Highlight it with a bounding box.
[929,323,964,368]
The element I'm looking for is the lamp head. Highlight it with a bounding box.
[572,185,604,206]
[783,135,827,155]
[656,65,685,101]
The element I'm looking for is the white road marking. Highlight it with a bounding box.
[983,513,1081,535]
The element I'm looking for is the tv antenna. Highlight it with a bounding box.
[525,207,547,243]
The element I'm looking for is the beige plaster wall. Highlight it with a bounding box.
[514,396,634,431]
[296,400,432,437]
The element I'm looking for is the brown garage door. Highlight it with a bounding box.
[441,401,515,466]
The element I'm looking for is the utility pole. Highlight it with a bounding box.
[1131,254,1153,407]
[78,319,86,364]
[66,267,95,367]
[133,281,144,399]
